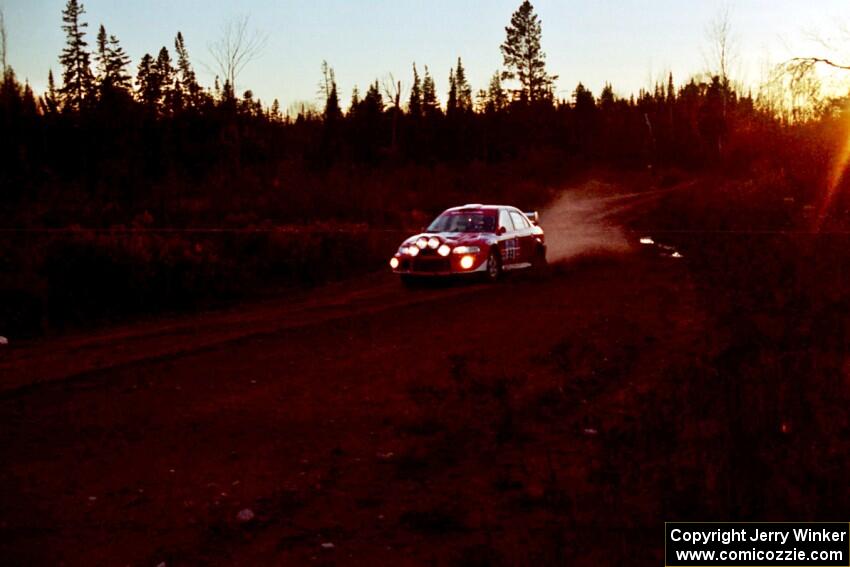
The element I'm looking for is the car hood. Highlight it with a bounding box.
[401,232,494,247]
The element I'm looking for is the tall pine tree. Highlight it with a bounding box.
[136,53,161,112]
[349,85,361,114]
[42,69,60,115]
[422,65,440,117]
[500,1,556,103]
[155,47,175,114]
[174,32,202,110]
[665,73,673,100]
[95,25,131,100]
[363,80,384,114]
[599,83,615,111]
[455,58,472,112]
[408,63,422,118]
[446,68,457,115]
[269,98,282,122]
[322,63,341,122]
[486,71,507,112]
[59,0,94,112]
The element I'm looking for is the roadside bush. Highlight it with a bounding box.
[0,226,404,336]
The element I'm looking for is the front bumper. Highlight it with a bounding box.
[391,252,488,276]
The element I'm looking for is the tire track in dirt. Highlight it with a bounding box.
[0,276,487,395]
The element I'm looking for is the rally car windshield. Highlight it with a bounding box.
[427,211,497,233]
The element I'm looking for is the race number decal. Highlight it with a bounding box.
[504,238,520,261]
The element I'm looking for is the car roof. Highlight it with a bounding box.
[444,204,520,213]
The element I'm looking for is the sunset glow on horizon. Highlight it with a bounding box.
[5,0,850,110]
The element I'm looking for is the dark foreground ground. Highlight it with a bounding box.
[2,178,850,565]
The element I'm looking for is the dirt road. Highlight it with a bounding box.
[0,182,713,565]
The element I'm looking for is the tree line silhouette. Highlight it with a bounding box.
[0,0,841,226]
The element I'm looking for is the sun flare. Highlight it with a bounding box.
[818,103,850,230]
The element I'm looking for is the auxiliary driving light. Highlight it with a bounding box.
[459,255,475,270]
[408,245,420,257]
[416,237,428,249]
[438,244,451,257]
[428,237,440,249]
[389,257,400,269]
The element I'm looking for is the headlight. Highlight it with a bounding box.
[459,255,475,269]
[416,237,428,249]
[428,237,440,249]
[437,244,451,257]
[408,245,420,257]
[389,257,400,269]
[453,246,480,255]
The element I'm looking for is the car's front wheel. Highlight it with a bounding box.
[485,248,502,282]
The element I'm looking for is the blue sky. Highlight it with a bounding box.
[5,0,850,109]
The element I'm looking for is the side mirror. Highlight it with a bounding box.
[498,226,507,235]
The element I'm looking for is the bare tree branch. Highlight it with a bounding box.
[382,74,403,152]
[775,22,850,117]
[318,60,336,102]
[786,56,850,71]
[381,73,403,106]
[208,15,267,94]
[778,57,849,104]
[767,58,826,123]
[286,100,319,120]
[704,4,738,83]
[0,8,7,75]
